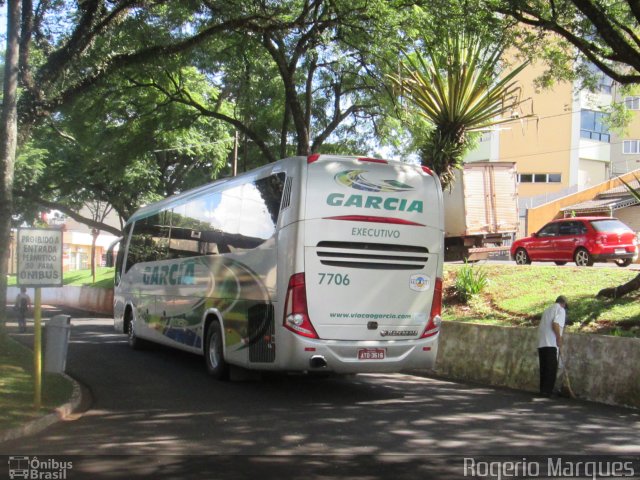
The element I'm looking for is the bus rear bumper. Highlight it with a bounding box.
[282,334,440,374]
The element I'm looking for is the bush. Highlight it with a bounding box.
[455,262,488,302]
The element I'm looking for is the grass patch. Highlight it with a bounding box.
[443,264,640,336]
[0,334,74,432]
[8,267,114,288]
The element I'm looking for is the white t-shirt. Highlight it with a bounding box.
[538,303,566,348]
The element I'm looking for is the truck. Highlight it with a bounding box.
[443,161,519,261]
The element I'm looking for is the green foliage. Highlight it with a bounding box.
[388,31,530,189]
[61,268,115,289]
[14,66,234,224]
[455,262,489,302]
[444,264,640,336]
[610,328,639,338]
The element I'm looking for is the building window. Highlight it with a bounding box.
[624,97,640,110]
[518,174,533,183]
[623,140,640,154]
[580,109,610,142]
[533,174,547,183]
[597,76,613,94]
[547,174,562,183]
[586,62,614,94]
[518,173,562,183]
[478,132,491,143]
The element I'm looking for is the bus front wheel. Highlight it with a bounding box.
[205,320,229,380]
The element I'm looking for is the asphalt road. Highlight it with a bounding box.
[2,314,639,479]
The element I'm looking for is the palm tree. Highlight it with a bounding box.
[597,175,640,299]
[389,32,532,190]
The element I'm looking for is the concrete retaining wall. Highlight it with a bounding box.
[7,286,113,316]
[436,321,640,409]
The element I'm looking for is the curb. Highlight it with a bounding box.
[0,372,83,443]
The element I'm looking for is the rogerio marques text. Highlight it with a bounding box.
[463,457,637,479]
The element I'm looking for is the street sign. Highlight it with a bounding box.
[16,227,64,408]
[17,227,63,287]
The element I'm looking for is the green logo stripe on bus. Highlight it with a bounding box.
[335,169,414,192]
[143,262,196,285]
[326,193,423,213]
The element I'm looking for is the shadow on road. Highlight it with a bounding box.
[2,316,639,475]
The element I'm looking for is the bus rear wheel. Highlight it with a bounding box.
[126,316,145,350]
[205,320,229,380]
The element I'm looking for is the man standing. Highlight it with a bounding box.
[537,295,568,397]
[14,287,31,333]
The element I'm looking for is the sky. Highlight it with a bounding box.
[0,4,6,47]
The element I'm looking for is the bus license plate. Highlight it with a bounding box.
[358,348,386,360]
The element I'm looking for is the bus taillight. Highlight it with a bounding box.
[284,273,319,339]
[421,277,442,338]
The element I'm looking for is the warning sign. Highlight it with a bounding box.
[17,228,63,287]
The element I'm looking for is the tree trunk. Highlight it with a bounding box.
[91,229,99,284]
[0,0,22,326]
[597,272,640,298]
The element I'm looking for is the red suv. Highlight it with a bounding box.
[511,217,638,267]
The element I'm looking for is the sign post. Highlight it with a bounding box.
[33,288,42,408]
[16,228,63,410]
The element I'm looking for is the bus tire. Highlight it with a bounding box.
[205,320,229,380]
[126,317,145,350]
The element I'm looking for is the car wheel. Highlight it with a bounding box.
[615,258,633,267]
[574,248,594,267]
[205,320,229,380]
[554,261,567,266]
[514,248,531,265]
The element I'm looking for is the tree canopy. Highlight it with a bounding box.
[491,0,640,85]
[1,0,314,321]
[14,66,235,233]
[9,0,428,231]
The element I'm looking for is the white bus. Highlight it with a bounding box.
[113,155,444,378]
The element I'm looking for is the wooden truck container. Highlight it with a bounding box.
[443,162,519,261]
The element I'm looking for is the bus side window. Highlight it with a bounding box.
[238,174,285,243]
[125,212,172,272]
[112,225,132,284]
[114,241,125,286]
[171,196,225,258]
[165,172,286,259]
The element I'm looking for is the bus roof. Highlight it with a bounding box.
[125,157,300,225]
[127,177,231,225]
[126,155,428,225]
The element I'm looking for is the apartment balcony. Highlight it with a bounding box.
[579,137,610,162]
